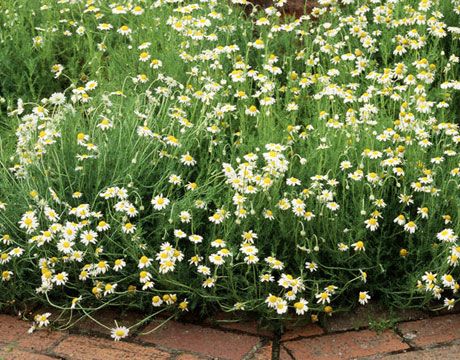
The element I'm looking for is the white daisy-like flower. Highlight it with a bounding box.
[358,291,371,305]
[111,326,129,341]
[151,194,170,210]
[34,313,52,327]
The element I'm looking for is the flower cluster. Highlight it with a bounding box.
[0,0,459,337]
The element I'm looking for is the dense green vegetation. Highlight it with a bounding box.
[0,0,459,337]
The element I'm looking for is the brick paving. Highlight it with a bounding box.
[140,320,260,359]
[0,311,459,360]
[283,329,409,360]
[397,314,460,348]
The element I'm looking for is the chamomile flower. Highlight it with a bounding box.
[180,152,197,166]
[117,25,132,36]
[151,194,170,210]
[305,261,318,272]
[53,272,69,286]
[138,256,153,269]
[364,218,379,231]
[122,222,136,234]
[437,229,457,243]
[404,221,417,234]
[113,259,126,271]
[315,291,331,304]
[34,313,51,327]
[352,241,365,252]
[358,291,371,305]
[111,326,129,341]
[2,271,13,282]
[294,298,309,315]
[444,298,456,310]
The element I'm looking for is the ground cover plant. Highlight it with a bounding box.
[0,0,460,339]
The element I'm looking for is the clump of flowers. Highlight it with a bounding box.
[0,0,459,338]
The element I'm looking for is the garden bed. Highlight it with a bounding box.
[0,0,459,340]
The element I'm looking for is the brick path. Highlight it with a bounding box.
[0,310,459,360]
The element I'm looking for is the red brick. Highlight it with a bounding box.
[279,345,293,360]
[397,314,460,348]
[17,329,66,353]
[0,315,31,343]
[53,334,170,360]
[175,354,207,360]
[205,312,272,337]
[281,323,324,341]
[218,320,273,338]
[139,321,261,360]
[0,349,56,360]
[0,314,67,352]
[284,329,409,360]
[253,342,291,360]
[380,343,460,359]
[322,303,426,333]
